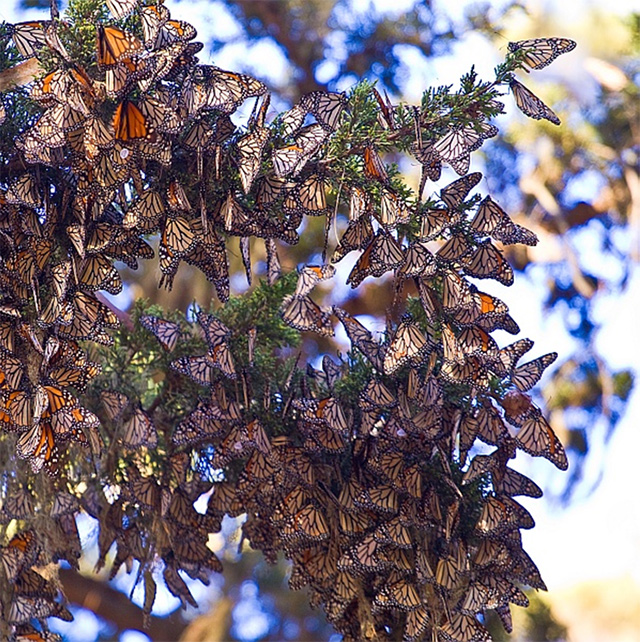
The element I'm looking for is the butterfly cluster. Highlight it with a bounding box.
[0,529,72,641]
[0,0,574,637]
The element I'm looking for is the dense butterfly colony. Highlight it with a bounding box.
[0,0,576,638]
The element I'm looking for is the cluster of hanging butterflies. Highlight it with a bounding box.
[4,0,348,298]
[0,0,574,637]
[135,266,567,642]
[0,529,73,640]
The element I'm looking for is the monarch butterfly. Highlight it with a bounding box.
[508,37,576,71]
[196,311,230,348]
[471,195,511,236]
[397,242,436,280]
[419,207,460,240]
[15,625,64,642]
[349,186,368,221]
[236,126,270,194]
[281,294,334,336]
[122,406,157,449]
[404,607,431,640]
[341,534,389,573]
[332,214,374,263]
[304,397,348,435]
[457,325,498,359]
[6,174,40,207]
[21,110,66,148]
[8,594,58,625]
[375,578,421,610]
[296,123,328,155]
[440,355,489,389]
[372,86,396,130]
[173,534,221,568]
[509,78,561,125]
[161,215,196,257]
[475,496,522,536]
[79,255,122,294]
[126,468,160,510]
[440,172,483,209]
[140,4,171,45]
[436,234,472,263]
[363,146,388,182]
[173,404,225,446]
[334,307,383,369]
[441,323,465,365]
[17,421,59,475]
[289,505,329,542]
[276,102,307,138]
[163,562,199,609]
[97,26,143,67]
[100,389,128,422]
[293,264,336,298]
[170,353,218,385]
[105,0,138,20]
[139,315,182,352]
[434,125,483,167]
[112,100,153,141]
[138,96,182,134]
[495,338,534,375]
[355,485,398,513]
[285,174,328,215]
[15,567,57,599]
[152,18,197,49]
[435,555,460,590]
[472,196,538,246]
[271,145,306,178]
[475,403,509,446]
[412,142,442,197]
[346,231,404,288]
[183,66,266,116]
[510,352,557,391]
[463,239,514,285]
[0,488,35,522]
[496,467,543,499]
[0,354,25,390]
[361,379,395,408]
[125,190,165,231]
[10,21,49,58]
[383,319,430,375]
[301,90,346,131]
[378,189,410,227]
[515,409,568,470]
[374,517,413,549]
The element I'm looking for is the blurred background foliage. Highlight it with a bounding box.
[14,0,638,639]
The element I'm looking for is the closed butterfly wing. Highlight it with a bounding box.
[122,406,157,449]
[301,90,346,131]
[383,319,430,375]
[515,409,567,470]
[440,172,482,209]
[236,126,269,193]
[509,78,560,125]
[106,0,138,19]
[139,315,182,352]
[97,26,143,67]
[510,352,557,391]
[281,295,334,337]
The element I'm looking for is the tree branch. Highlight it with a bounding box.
[59,568,187,641]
